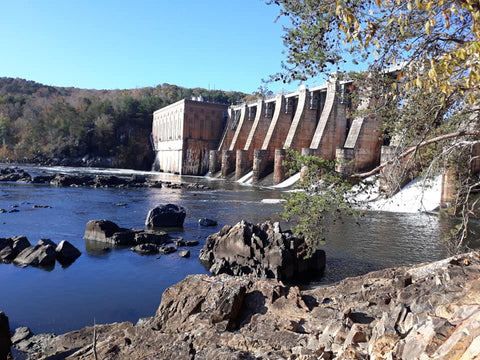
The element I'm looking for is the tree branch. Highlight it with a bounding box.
[351,130,480,178]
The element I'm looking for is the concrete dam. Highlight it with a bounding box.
[152,76,384,185]
[151,76,479,205]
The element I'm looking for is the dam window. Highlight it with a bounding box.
[265,102,274,118]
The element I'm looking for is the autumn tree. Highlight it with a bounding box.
[270,0,480,252]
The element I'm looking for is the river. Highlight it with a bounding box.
[0,165,478,335]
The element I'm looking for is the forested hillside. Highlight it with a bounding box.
[0,78,247,170]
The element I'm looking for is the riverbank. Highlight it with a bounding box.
[8,251,480,359]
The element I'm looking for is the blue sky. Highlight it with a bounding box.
[0,0,332,94]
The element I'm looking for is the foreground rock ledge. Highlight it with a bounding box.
[14,251,480,360]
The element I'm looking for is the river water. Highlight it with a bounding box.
[0,165,478,335]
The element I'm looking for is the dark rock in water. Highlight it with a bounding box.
[38,239,57,247]
[134,230,170,245]
[32,174,56,184]
[33,205,52,209]
[178,250,190,258]
[84,220,121,242]
[0,236,30,262]
[173,238,185,247]
[55,240,81,264]
[115,203,127,207]
[131,243,158,255]
[158,246,176,255]
[110,229,137,246]
[131,174,146,183]
[0,312,11,360]
[0,209,6,213]
[13,241,56,268]
[8,209,19,213]
[148,181,163,188]
[198,218,217,227]
[11,236,30,254]
[145,204,186,228]
[93,175,126,187]
[184,240,199,247]
[199,220,326,283]
[11,326,32,344]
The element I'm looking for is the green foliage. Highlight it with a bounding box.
[0,78,248,169]
[281,149,358,256]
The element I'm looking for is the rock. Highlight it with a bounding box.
[134,230,170,245]
[0,236,30,262]
[158,246,176,255]
[145,204,186,228]
[131,174,146,183]
[178,250,190,258]
[84,220,121,242]
[14,252,480,360]
[8,209,19,213]
[38,238,57,247]
[199,218,217,227]
[11,327,32,344]
[115,203,127,207]
[173,238,185,247]
[13,242,56,268]
[55,240,81,264]
[199,220,326,282]
[33,205,52,208]
[131,243,159,255]
[184,240,199,247]
[0,312,11,359]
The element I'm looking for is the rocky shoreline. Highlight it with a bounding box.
[0,166,211,190]
[4,251,480,359]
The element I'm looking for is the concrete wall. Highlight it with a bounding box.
[152,100,185,174]
[309,78,347,160]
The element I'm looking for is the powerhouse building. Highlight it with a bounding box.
[152,99,228,175]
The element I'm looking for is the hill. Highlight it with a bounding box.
[0,77,247,170]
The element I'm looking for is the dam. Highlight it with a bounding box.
[151,75,479,205]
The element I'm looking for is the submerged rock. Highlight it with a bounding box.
[199,220,326,283]
[178,250,190,258]
[145,204,186,228]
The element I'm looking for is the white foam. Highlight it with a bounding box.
[237,170,254,184]
[271,172,301,188]
[261,199,286,204]
[356,176,442,213]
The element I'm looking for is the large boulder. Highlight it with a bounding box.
[199,220,325,283]
[13,241,56,268]
[84,220,121,242]
[55,240,81,264]
[0,312,11,360]
[145,204,186,228]
[0,236,31,262]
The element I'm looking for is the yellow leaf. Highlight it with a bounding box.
[425,21,431,35]
[407,2,412,11]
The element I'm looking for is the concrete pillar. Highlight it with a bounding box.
[273,149,287,185]
[379,145,395,193]
[441,170,457,207]
[221,150,235,178]
[300,148,315,180]
[235,149,250,181]
[335,148,355,175]
[209,150,221,174]
[253,149,271,184]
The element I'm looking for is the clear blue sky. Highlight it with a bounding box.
[0,0,330,94]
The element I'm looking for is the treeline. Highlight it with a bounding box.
[0,78,247,169]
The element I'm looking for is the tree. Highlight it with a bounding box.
[269,0,480,253]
